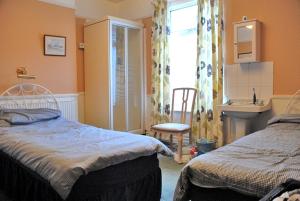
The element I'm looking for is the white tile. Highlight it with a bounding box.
[224,78,228,97]
[224,65,231,99]
[224,64,229,77]
[227,79,237,89]
[248,86,261,100]
[237,86,249,99]
[237,64,249,86]
[226,64,238,87]
[260,62,273,86]
[224,67,230,88]
[261,75,273,86]
[260,86,273,99]
[263,62,274,73]
[227,86,238,99]
[225,62,273,100]
[248,63,262,86]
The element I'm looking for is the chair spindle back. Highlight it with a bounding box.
[170,88,197,127]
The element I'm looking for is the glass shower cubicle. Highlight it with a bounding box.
[110,20,144,133]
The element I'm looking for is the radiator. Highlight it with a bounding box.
[0,94,79,121]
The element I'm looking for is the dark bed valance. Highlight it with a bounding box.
[0,151,161,201]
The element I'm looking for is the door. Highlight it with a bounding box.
[127,28,142,132]
[111,25,126,131]
[110,22,144,133]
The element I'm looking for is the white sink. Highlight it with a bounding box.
[217,99,272,118]
[217,99,272,141]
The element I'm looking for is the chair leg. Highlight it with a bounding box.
[169,134,173,147]
[159,133,162,140]
[154,132,157,138]
[175,134,183,164]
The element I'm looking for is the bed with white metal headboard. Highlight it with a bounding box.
[285,89,300,115]
[0,84,168,201]
[0,83,60,111]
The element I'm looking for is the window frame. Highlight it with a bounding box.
[169,0,197,13]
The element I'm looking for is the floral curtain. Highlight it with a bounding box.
[193,0,224,146]
[151,0,171,125]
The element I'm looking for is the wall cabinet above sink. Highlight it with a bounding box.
[234,19,261,63]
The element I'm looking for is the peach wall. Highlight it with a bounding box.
[142,17,152,95]
[4,1,295,95]
[224,0,300,95]
[76,17,85,92]
[0,0,77,94]
[143,0,300,96]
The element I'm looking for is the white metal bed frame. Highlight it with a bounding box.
[0,83,60,110]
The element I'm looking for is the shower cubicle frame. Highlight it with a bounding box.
[84,16,145,134]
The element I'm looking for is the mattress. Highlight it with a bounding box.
[0,117,172,199]
[174,121,300,201]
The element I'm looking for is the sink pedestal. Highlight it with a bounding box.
[231,117,253,140]
[218,99,272,143]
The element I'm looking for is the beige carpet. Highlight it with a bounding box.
[160,155,185,201]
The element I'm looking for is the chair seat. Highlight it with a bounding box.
[151,123,190,133]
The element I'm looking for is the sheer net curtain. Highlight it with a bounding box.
[169,3,198,112]
[151,0,171,125]
[193,0,224,147]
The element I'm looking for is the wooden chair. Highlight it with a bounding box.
[151,88,197,163]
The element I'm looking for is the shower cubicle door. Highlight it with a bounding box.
[111,25,126,131]
[110,22,144,133]
[127,28,142,132]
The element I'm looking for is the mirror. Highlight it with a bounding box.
[234,20,261,63]
[237,25,253,59]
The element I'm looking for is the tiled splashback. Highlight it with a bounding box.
[224,61,273,100]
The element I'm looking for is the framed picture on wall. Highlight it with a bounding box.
[44,35,66,56]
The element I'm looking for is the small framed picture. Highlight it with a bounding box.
[44,35,66,56]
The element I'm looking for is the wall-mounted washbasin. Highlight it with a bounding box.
[217,99,272,141]
[217,99,272,119]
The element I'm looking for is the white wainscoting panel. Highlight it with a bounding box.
[271,95,298,116]
[145,95,152,132]
[0,94,80,121]
[55,94,78,121]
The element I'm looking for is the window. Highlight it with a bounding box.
[169,2,198,111]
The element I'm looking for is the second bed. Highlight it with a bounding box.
[174,115,300,201]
